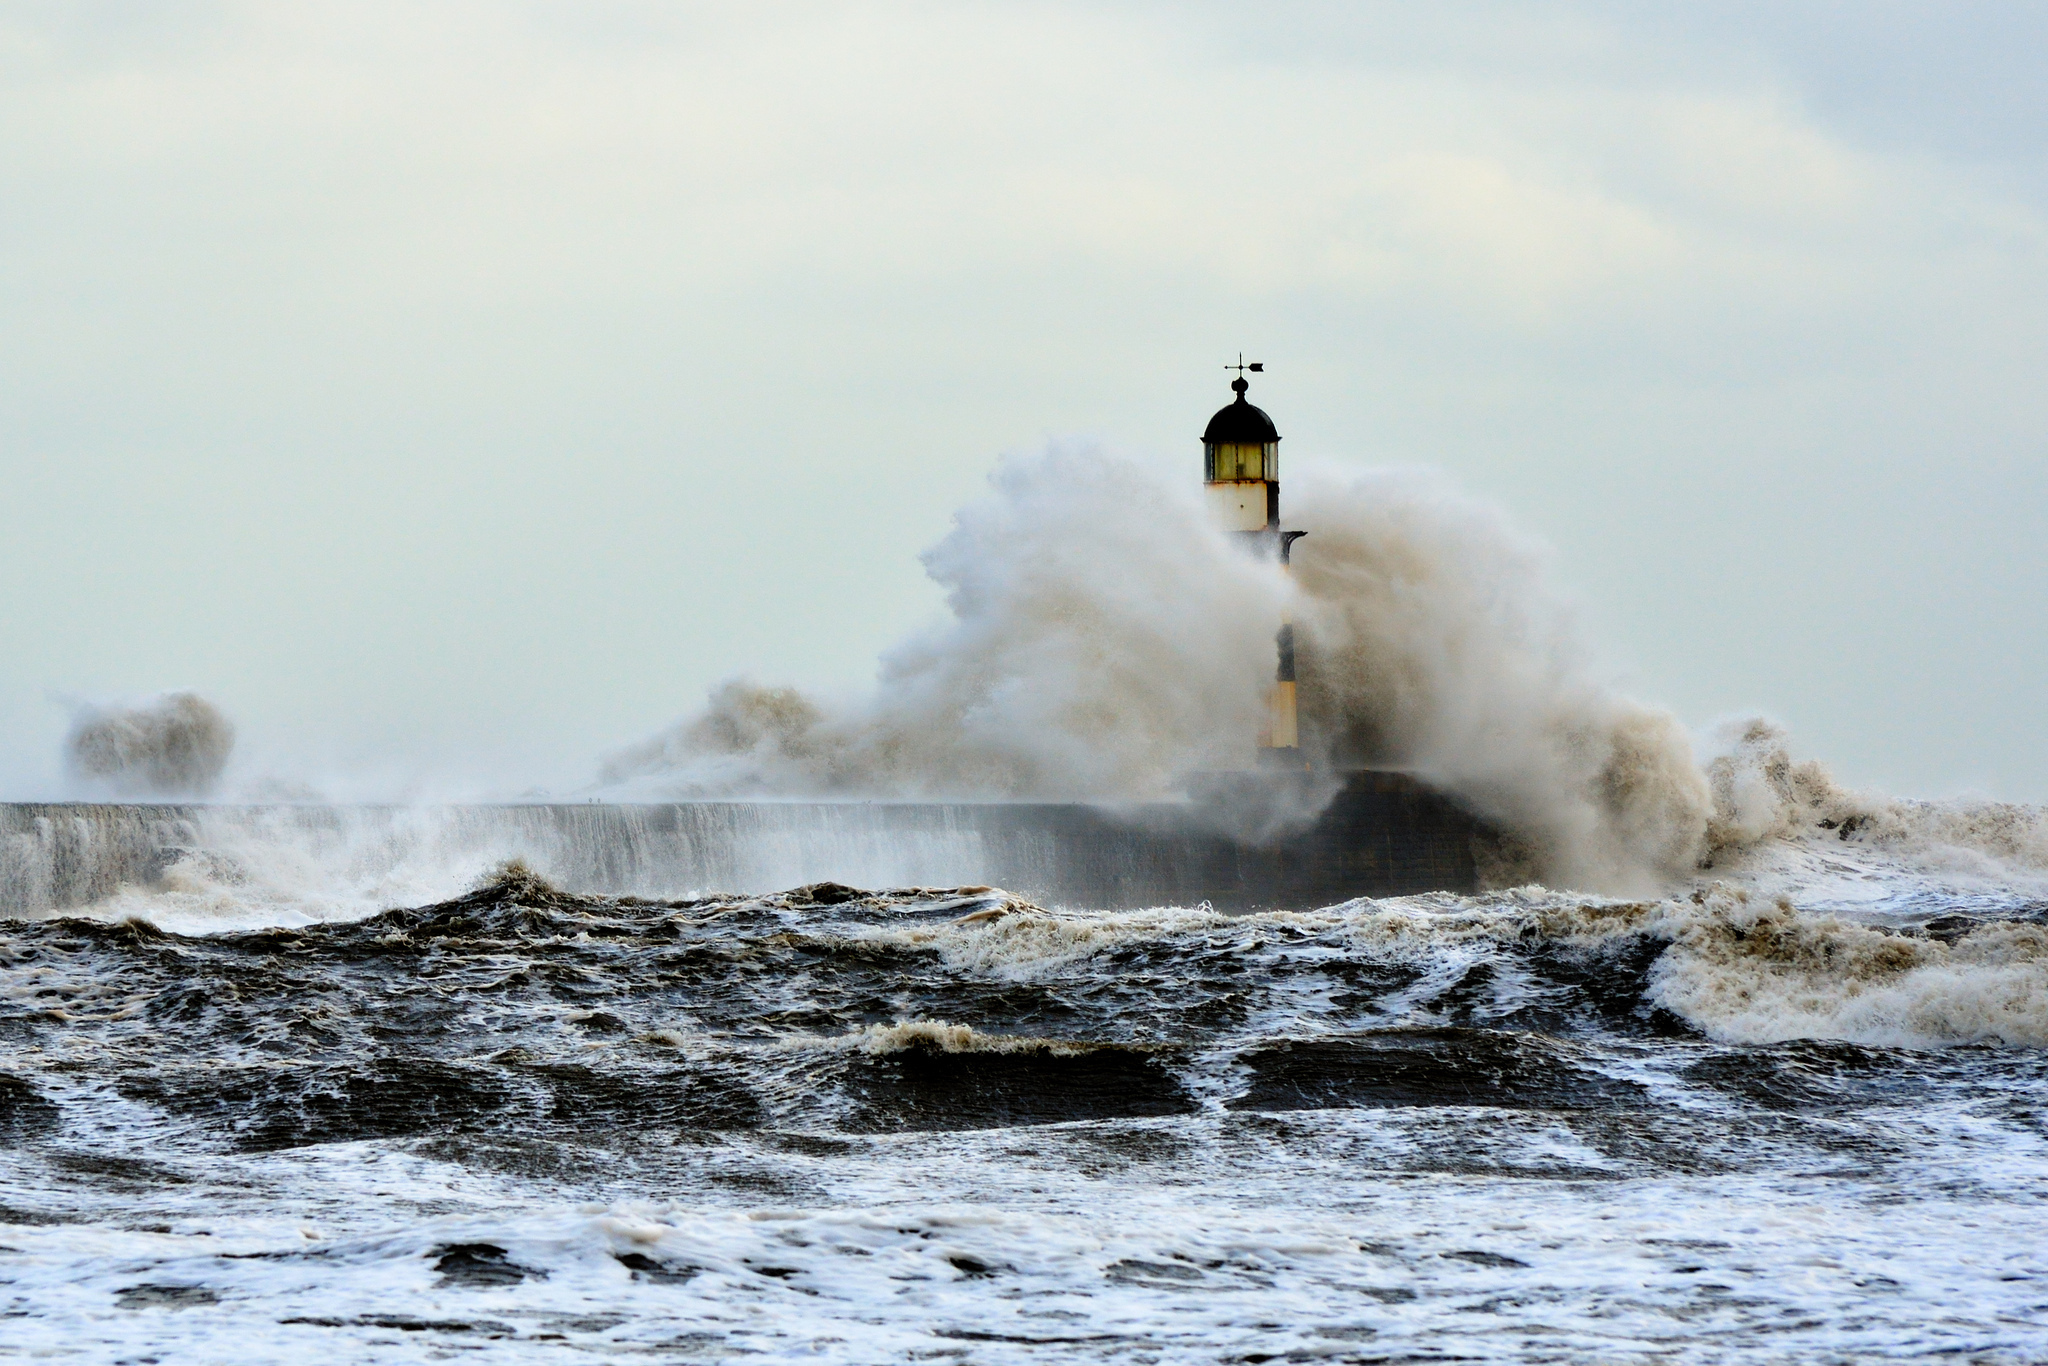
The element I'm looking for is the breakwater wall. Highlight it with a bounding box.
[1,774,1486,919]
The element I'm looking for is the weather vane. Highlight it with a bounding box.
[1225,354,1264,377]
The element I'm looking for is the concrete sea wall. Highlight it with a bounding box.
[0,775,1486,919]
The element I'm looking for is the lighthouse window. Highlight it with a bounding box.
[1206,442,1274,481]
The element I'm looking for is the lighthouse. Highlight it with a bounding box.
[1204,361,1305,758]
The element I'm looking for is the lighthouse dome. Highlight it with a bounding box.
[1202,378,1281,444]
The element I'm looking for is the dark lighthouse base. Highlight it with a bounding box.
[996,771,1487,910]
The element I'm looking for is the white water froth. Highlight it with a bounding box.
[4,1112,2043,1364]
[834,880,2048,1050]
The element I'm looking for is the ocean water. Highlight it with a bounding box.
[3,816,2046,1365]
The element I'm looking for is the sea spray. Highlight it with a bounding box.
[605,443,1288,801]
[65,691,235,797]
[1287,466,1711,895]
[606,446,1713,893]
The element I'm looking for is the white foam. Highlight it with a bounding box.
[4,1113,2044,1363]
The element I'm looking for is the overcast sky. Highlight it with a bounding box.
[2,0,2044,801]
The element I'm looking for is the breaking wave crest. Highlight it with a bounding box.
[1696,717,2048,898]
[1648,888,2048,1048]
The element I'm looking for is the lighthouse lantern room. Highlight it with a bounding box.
[1203,364,1281,533]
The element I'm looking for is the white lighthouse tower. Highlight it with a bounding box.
[1203,361,1305,759]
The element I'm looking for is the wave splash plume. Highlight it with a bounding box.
[605,447,1718,894]
[604,446,2048,905]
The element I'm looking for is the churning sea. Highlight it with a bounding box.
[2,818,2046,1365]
